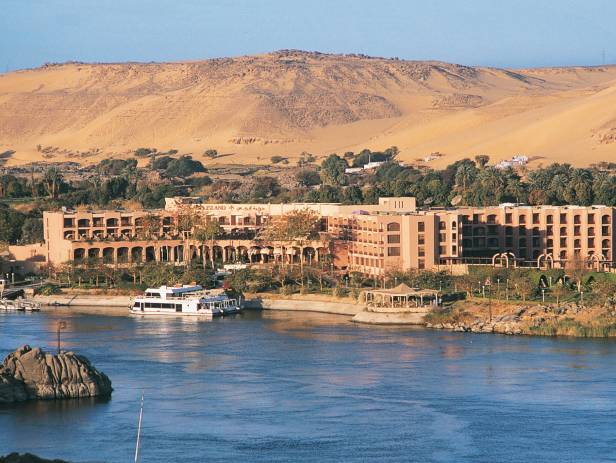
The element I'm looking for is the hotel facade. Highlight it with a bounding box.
[38,197,615,276]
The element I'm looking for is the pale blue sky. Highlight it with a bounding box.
[1,0,615,71]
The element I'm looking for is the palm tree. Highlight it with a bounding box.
[193,218,222,269]
[454,163,477,196]
[43,167,63,199]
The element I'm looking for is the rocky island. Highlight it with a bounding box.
[0,346,112,403]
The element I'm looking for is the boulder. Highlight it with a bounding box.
[0,346,112,403]
[0,453,69,463]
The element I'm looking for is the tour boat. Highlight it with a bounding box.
[129,285,240,317]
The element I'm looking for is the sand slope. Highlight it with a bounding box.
[1,50,615,167]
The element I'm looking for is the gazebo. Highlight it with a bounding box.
[363,283,441,308]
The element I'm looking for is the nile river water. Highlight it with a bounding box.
[2,308,616,462]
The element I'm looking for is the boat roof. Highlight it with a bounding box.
[145,285,203,294]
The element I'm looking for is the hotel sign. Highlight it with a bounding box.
[200,204,268,213]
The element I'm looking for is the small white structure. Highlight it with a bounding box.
[362,161,385,170]
[495,155,529,170]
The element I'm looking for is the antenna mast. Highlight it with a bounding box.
[134,393,144,463]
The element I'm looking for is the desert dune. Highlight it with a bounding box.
[0,50,615,168]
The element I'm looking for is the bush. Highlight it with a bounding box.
[280,284,298,295]
[271,156,288,164]
[37,284,61,295]
[165,156,206,178]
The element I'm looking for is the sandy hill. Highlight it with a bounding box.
[1,50,615,168]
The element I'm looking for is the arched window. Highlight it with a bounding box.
[387,222,400,232]
[602,215,611,225]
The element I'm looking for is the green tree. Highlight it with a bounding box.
[320,154,347,186]
[474,155,490,168]
[20,218,44,243]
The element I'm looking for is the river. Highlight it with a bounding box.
[1,308,616,462]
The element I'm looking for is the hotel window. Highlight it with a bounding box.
[602,215,611,225]
[519,215,526,224]
[452,233,457,242]
[418,222,425,232]
[439,233,447,242]
[418,249,425,257]
[387,222,400,232]
[588,227,595,236]
[505,226,513,236]
[488,225,498,235]
[560,238,567,247]
[387,247,400,257]
[387,235,400,244]
[452,245,457,254]
[547,239,553,248]
[560,214,567,224]
[560,226,567,236]
[574,215,581,225]
[439,246,446,255]
[505,237,513,247]
[574,226,581,236]
[487,214,497,224]
[532,237,540,247]
[547,225,553,235]
[574,239,581,249]
[505,213,513,224]
[418,236,425,245]
[439,221,447,230]
[588,238,595,248]
[63,218,74,228]
[588,214,595,224]
[546,215,553,224]
[602,226,610,236]
[418,259,425,269]
[532,213,540,224]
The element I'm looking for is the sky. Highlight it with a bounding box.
[1,0,615,71]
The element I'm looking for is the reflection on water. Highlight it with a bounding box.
[1,308,616,463]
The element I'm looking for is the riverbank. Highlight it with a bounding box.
[243,293,362,316]
[426,298,616,337]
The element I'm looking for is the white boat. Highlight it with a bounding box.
[0,299,41,312]
[129,285,239,317]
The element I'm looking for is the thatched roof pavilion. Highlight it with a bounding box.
[362,283,440,308]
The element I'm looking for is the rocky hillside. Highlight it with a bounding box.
[1,50,616,167]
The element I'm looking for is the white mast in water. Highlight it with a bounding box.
[134,393,144,463]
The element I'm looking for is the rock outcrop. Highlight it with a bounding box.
[0,453,69,463]
[0,346,112,403]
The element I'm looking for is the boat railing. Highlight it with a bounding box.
[137,291,227,301]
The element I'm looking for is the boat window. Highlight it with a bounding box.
[175,304,182,312]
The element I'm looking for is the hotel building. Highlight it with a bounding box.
[38,197,615,276]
